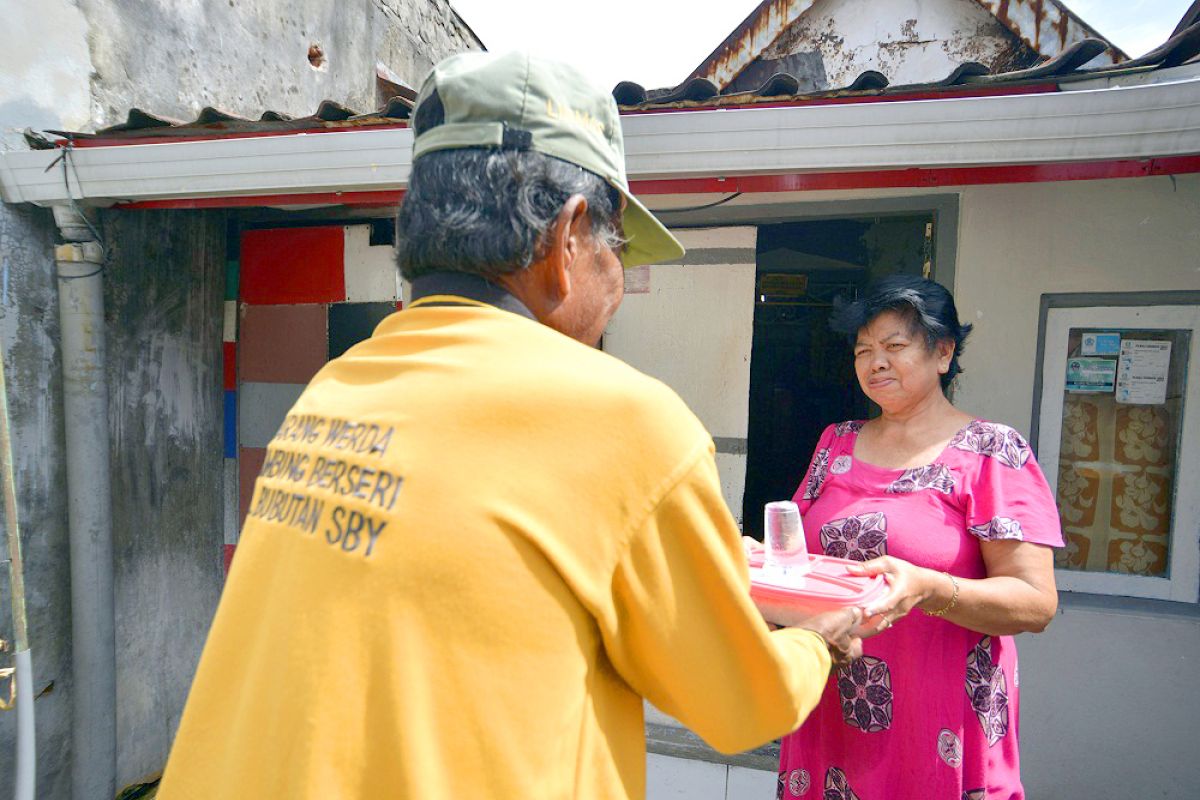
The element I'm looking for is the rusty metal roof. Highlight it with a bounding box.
[30,7,1199,148]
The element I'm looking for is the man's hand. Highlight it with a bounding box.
[756,599,864,670]
[795,607,864,669]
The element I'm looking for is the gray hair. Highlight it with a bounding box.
[395,147,626,281]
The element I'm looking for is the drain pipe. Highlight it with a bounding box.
[52,205,116,800]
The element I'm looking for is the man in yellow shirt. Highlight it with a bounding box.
[159,51,861,799]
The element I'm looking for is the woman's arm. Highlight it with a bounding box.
[846,540,1058,637]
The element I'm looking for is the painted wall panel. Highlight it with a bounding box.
[240,226,345,305]
[344,224,400,302]
[605,228,757,522]
[238,382,307,448]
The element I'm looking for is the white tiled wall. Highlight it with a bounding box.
[647,754,776,800]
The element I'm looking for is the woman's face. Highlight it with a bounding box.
[853,310,953,412]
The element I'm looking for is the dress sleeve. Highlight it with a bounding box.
[792,424,839,515]
[599,445,831,755]
[962,426,1064,548]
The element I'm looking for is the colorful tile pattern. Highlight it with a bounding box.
[239,304,329,384]
[328,302,396,360]
[225,224,399,574]
[1053,393,1175,577]
[240,226,346,305]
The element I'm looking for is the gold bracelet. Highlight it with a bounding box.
[924,571,959,617]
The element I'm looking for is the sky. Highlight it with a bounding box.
[448,0,1194,91]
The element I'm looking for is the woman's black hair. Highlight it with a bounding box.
[829,275,973,392]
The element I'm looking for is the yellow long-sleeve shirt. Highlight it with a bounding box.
[159,274,830,799]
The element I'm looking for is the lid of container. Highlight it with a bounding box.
[748,553,888,607]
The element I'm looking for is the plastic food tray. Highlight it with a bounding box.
[748,552,888,615]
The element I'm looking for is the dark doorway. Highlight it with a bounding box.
[742,214,934,538]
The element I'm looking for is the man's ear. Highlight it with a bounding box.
[540,195,589,301]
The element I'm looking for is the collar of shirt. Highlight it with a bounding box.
[407,272,536,322]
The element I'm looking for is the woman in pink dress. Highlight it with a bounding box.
[775,276,1062,800]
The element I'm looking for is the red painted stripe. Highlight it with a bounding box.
[111,155,1200,212]
[118,191,403,210]
[240,227,346,304]
[223,543,236,576]
[630,155,1200,195]
[223,341,237,390]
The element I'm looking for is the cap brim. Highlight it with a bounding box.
[614,187,685,268]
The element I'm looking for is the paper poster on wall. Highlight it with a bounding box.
[1081,331,1121,356]
[1116,340,1172,404]
[1065,358,1117,393]
[624,265,651,294]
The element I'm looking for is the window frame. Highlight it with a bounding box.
[1032,295,1200,602]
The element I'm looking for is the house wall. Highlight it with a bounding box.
[605,229,758,526]
[614,175,1199,798]
[953,174,1200,800]
[748,0,1039,92]
[0,2,479,795]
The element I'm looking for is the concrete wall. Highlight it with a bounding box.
[746,0,1039,93]
[0,204,75,799]
[102,210,228,785]
[952,175,1200,799]
[605,229,758,526]
[0,2,480,795]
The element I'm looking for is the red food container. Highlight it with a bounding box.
[747,551,889,616]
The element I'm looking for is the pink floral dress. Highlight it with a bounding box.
[777,420,1063,800]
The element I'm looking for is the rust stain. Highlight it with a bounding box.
[693,0,816,89]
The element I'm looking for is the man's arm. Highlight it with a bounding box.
[596,447,853,754]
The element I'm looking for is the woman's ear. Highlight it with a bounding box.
[937,339,955,373]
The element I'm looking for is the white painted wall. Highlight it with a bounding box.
[951,174,1200,798]
[767,0,1037,89]
[605,228,757,525]
[952,175,1200,433]
[623,176,1200,798]
[648,754,776,800]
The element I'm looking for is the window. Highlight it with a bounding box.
[1034,301,1200,602]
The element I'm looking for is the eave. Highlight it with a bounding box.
[2,64,1198,210]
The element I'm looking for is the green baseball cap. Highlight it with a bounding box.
[410,51,685,268]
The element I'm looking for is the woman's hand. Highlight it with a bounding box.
[742,536,763,561]
[844,556,939,636]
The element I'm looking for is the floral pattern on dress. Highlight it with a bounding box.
[886,463,956,494]
[776,772,786,800]
[838,655,893,732]
[820,512,887,561]
[831,455,853,474]
[967,516,1024,541]
[963,791,986,800]
[949,420,1031,469]
[787,768,811,796]
[965,636,1009,746]
[835,420,864,437]
[823,767,861,800]
[937,729,963,767]
[803,448,832,501]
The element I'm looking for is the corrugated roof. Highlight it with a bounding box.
[31,10,1200,148]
